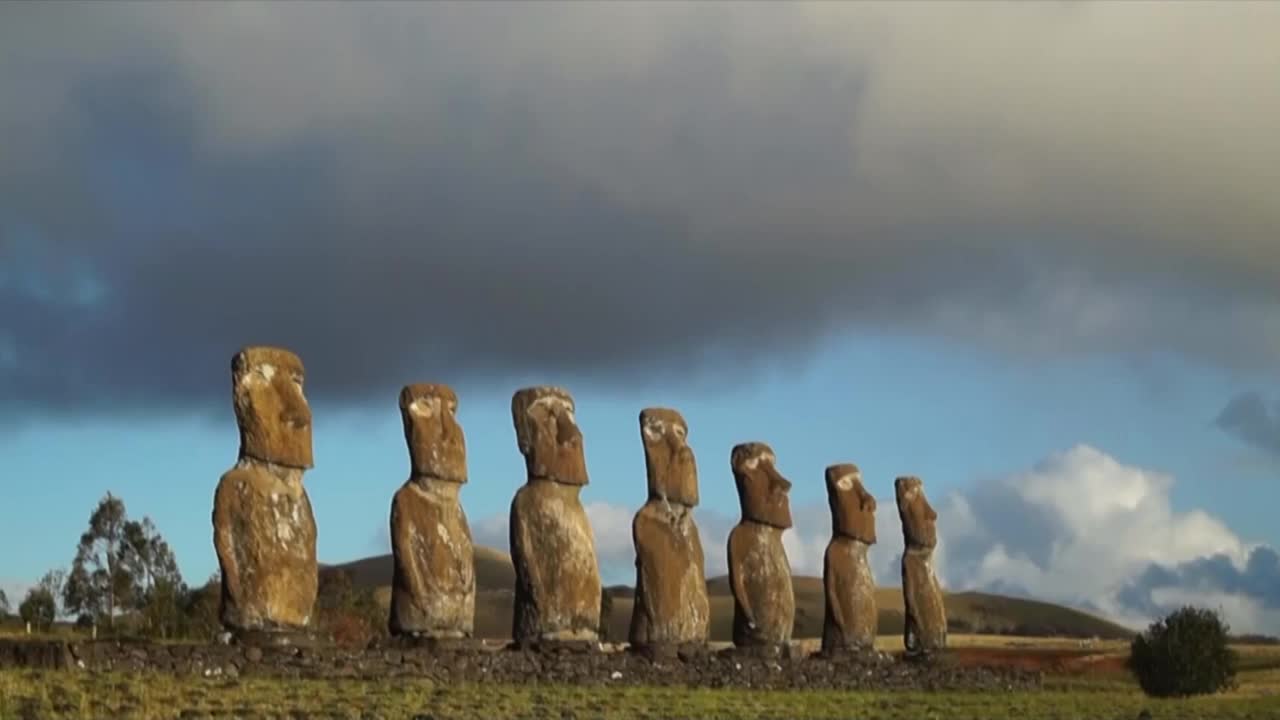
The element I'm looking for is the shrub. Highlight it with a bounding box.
[314,568,384,648]
[1130,606,1237,697]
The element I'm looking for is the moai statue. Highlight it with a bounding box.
[726,442,795,652]
[896,476,946,658]
[628,408,710,656]
[212,346,318,644]
[388,384,475,642]
[508,386,602,647]
[821,463,878,655]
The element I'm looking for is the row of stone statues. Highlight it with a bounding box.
[212,346,947,657]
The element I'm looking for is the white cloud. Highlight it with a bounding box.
[468,445,1280,635]
[932,445,1277,634]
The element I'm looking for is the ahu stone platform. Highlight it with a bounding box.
[0,638,1042,692]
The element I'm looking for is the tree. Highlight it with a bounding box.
[19,586,57,632]
[36,569,67,619]
[63,493,185,637]
[123,517,185,638]
[1130,606,1238,697]
[0,588,9,616]
[65,493,133,629]
[179,572,222,640]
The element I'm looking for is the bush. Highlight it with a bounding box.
[314,568,384,648]
[1130,606,1237,697]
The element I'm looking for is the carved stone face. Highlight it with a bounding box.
[895,476,937,549]
[511,386,588,486]
[232,346,313,469]
[640,407,698,507]
[826,463,876,544]
[400,383,467,483]
[731,442,792,529]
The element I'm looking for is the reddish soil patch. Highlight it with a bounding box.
[947,647,1129,676]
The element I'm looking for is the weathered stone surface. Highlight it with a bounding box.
[230,347,313,469]
[822,464,878,654]
[896,476,946,658]
[389,480,475,637]
[0,638,1045,692]
[511,386,588,486]
[732,442,793,529]
[400,384,467,481]
[390,384,475,639]
[640,408,698,505]
[509,386,601,644]
[213,346,318,637]
[629,408,710,650]
[727,442,795,649]
[826,463,876,544]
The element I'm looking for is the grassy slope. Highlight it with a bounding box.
[330,549,1133,641]
[4,648,1279,720]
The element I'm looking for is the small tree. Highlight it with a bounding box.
[123,517,185,638]
[0,588,9,616]
[1130,606,1238,697]
[65,493,134,629]
[19,587,57,632]
[179,573,222,641]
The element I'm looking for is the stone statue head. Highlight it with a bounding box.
[511,386,588,486]
[399,383,467,484]
[730,442,792,529]
[231,346,313,469]
[895,476,937,549]
[639,407,698,507]
[825,463,876,544]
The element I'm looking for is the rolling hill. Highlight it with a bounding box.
[327,547,1132,641]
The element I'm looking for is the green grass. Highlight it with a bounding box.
[3,669,1279,720]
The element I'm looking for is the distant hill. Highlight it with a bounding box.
[328,548,1132,641]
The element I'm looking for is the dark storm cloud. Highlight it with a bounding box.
[1215,393,1280,459]
[3,2,1280,418]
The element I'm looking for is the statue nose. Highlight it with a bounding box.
[556,417,581,446]
[280,396,311,429]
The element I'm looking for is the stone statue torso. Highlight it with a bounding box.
[630,500,709,647]
[822,536,877,652]
[727,521,794,647]
[510,479,602,643]
[389,481,475,637]
[212,462,317,631]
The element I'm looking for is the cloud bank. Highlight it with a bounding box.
[469,446,1276,635]
[2,2,1280,418]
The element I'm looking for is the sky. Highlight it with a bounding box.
[2,1,1279,634]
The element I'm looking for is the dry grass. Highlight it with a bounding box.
[2,669,1279,719]
[2,641,1279,719]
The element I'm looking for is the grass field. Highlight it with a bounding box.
[3,637,1279,720]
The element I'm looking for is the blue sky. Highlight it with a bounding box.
[2,2,1279,633]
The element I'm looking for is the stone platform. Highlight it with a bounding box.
[0,638,1042,692]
